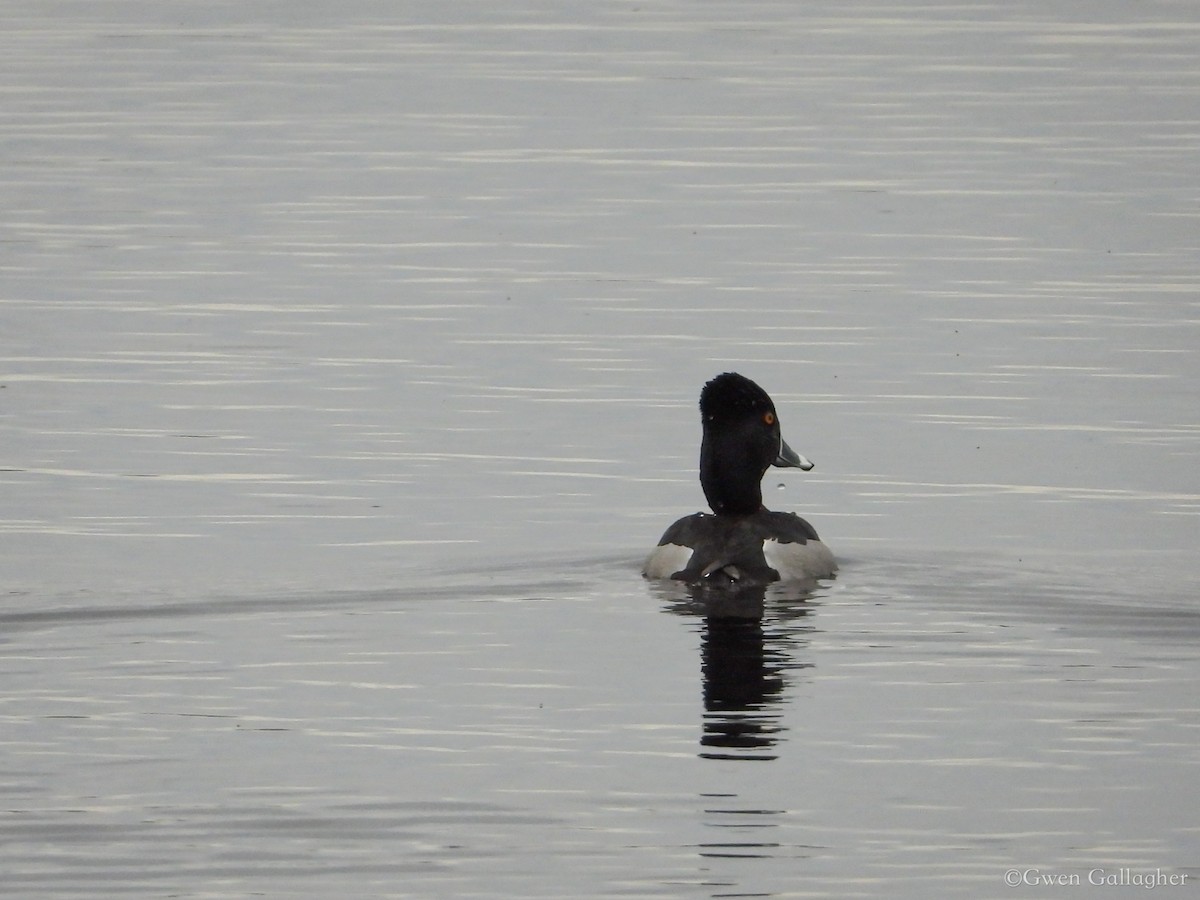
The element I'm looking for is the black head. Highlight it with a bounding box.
[698,373,812,516]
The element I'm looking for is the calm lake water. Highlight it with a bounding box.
[2,2,1198,897]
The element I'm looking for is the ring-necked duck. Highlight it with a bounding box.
[643,372,836,584]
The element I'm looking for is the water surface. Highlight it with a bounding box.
[2,2,1198,897]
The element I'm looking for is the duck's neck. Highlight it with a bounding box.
[700,434,765,516]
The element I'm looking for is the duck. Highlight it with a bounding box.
[643,372,836,584]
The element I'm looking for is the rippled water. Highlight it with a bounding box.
[2,2,1198,897]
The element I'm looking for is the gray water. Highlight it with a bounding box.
[2,2,1198,897]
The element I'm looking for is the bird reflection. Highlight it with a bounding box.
[654,580,817,761]
[701,611,784,758]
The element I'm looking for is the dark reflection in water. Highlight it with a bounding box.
[699,791,795,862]
[657,581,819,762]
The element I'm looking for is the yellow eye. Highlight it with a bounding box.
[763,412,775,426]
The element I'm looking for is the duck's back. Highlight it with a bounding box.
[643,510,836,584]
